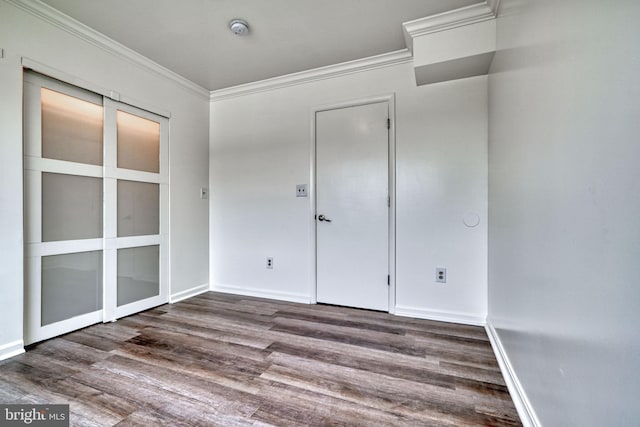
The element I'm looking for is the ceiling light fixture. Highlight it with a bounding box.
[229,19,249,36]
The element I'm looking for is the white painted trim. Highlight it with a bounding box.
[0,340,25,361]
[7,0,208,99]
[23,58,173,119]
[105,235,161,250]
[208,124,215,302]
[165,119,172,312]
[487,0,502,16]
[170,284,209,304]
[26,239,104,257]
[485,320,540,427]
[108,168,163,184]
[27,310,103,345]
[24,66,103,106]
[387,96,397,315]
[210,50,412,102]
[395,305,486,326]
[24,156,103,178]
[402,0,501,52]
[212,284,311,305]
[310,94,396,314]
[109,294,166,321]
[23,170,41,244]
[308,108,318,305]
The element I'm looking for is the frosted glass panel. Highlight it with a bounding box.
[42,173,103,242]
[117,245,159,306]
[117,180,159,237]
[41,88,103,165]
[117,110,160,173]
[41,251,103,326]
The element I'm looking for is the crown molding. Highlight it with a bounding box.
[402,0,501,52]
[5,0,210,99]
[209,1,498,102]
[210,49,412,102]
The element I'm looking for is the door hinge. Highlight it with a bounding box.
[387,118,391,129]
[387,196,390,207]
[387,275,390,286]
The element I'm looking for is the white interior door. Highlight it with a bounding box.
[316,101,390,311]
[23,71,169,345]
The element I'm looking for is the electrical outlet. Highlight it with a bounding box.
[296,184,307,197]
[266,257,273,269]
[436,268,447,283]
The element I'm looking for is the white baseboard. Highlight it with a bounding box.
[0,339,25,361]
[170,283,209,303]
[212,284,311,304]
[395,305,486,326]
[485,320,540,427]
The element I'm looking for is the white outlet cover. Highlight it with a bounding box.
[296,184,307,197]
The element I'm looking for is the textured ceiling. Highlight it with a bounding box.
[39,0,479,90]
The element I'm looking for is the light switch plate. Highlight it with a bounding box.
[296,184,307,197]
[200,187,208,199]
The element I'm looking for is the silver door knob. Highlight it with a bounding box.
[317,214,332,222]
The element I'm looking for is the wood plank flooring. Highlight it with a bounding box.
[0,292,521,426]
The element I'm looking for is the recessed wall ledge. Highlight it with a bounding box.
[402,0,500,86]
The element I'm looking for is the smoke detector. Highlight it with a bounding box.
[229,19,249,36]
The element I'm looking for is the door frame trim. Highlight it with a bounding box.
[309,94,396,313]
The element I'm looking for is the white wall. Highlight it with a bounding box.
[210,62,487,323]
[0,1,209,356]
[488,0,640,425]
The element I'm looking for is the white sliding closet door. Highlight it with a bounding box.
[23,71,169,345]
[103,99,169,321]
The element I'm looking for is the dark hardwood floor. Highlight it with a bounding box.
[0,292,521,426]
